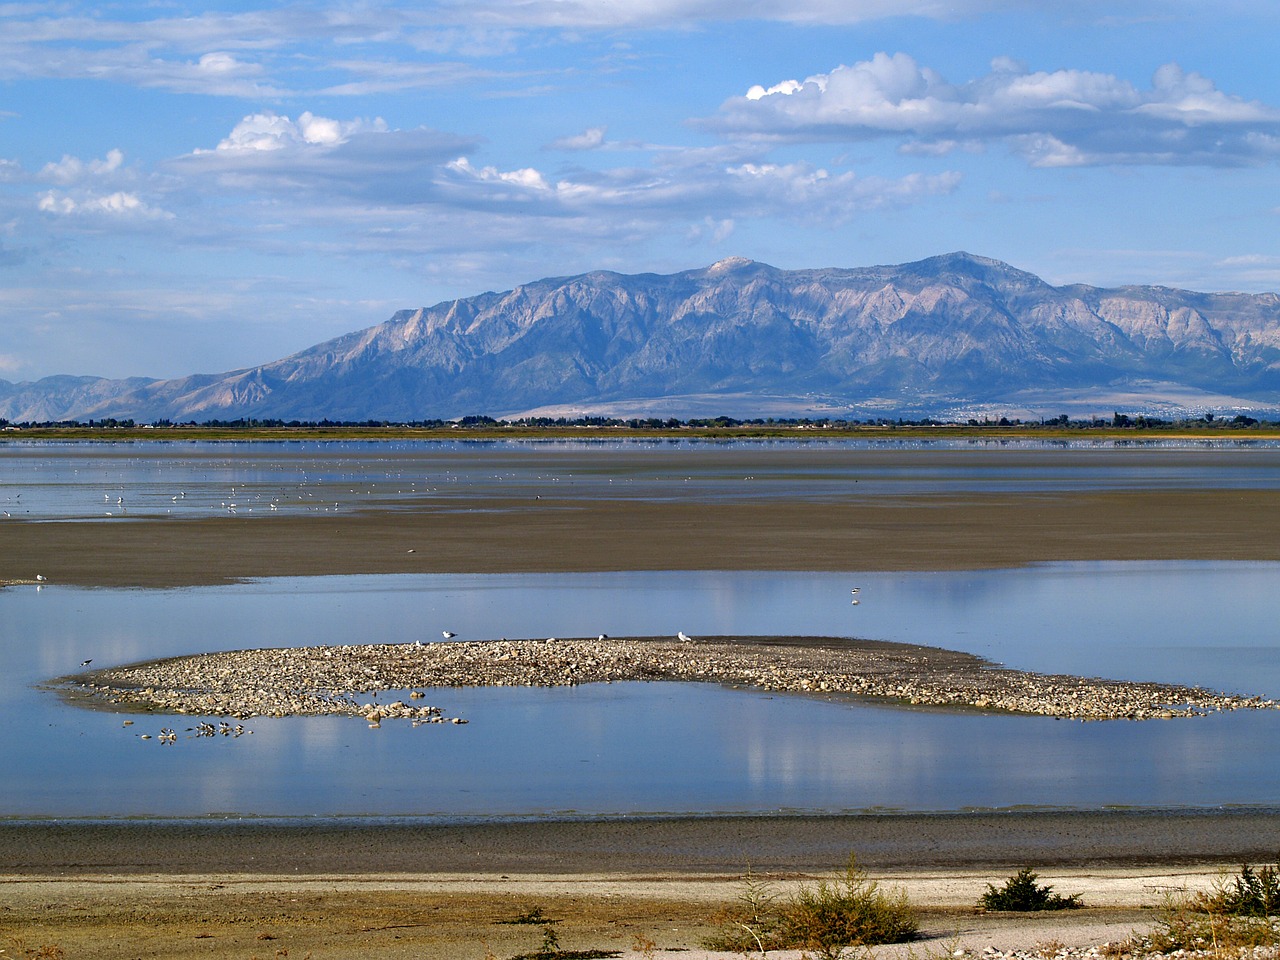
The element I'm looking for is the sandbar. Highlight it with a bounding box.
[3,488,1280,588]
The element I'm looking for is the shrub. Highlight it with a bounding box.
[701,865,784,954]
[1199,861,1280,918]
[978,867,1082,911]
[779,856,918,960]
[706,855,917,960]
[703,856,918,959]
[496,905,559,925]
[1142,862,1280,954]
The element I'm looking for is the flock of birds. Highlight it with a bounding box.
[135,721,249,745]
[68,586,868,676]
[428,587,864,648]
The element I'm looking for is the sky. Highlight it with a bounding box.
[2,1,1280,382]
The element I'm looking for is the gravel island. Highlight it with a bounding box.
[60,634,1279,722]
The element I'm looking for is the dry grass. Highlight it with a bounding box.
[1135,862,1280,955]
[704,855,918,960]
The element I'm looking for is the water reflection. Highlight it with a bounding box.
[5,438,1280,520]
[3,563,1279,818]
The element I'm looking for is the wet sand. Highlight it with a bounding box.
[5,488,1280,587]
[5,810,1280,876]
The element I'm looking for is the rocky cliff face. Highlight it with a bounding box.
[5,252,1280,422]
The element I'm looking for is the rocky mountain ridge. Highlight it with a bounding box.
[4,252,1280,422]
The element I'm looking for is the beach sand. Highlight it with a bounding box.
[4,448,1280,957]
[0,866,1229,960]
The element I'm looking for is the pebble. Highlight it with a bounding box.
[969,945,1280,960]
[65,636,1280,724]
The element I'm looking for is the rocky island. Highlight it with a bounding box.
[58,635,1278,723]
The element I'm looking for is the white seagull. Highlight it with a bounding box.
[442,630,456,639]
[677,631,692,642]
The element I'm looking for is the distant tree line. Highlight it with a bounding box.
[0,412,1273,431]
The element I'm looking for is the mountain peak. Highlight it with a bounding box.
[900,251,1048,288]
[5,253,1279,423]
[705,256,760,275]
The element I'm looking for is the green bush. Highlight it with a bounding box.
[978,867,1082,911]
[704,855,918,960]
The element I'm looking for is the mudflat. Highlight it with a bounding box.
[5,487,1280,587]
[6,444,1280,586]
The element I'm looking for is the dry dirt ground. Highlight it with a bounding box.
[0,868,1227,960]
[5,814,1279,960]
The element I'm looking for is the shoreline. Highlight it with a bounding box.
[5,809,1280,876]
[4,814,1277,959]
[0,864,1239,960]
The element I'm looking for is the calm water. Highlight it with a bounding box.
[4,437,1280,520]
[5,439,1279,819]
[4,564,1279,819]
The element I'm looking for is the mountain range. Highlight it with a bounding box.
[5,252,1280,423]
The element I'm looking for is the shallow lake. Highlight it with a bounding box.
[5,436,1280,521]
[4,563,1279,819]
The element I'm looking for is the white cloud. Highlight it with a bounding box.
[171,113,478,204]
[0,2,950,98]
[39,149,125,185]
[437,147,958,224]
[709,53,1280,167]
[1,1,1270,106]
[549,127,608,151]
[725,161,961,218]
[746,80,805,101]
[212,112,387,153]
[447,157,552,191]
[37,189,172,219]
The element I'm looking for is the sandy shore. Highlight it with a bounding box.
[0,866,1237,960]
[5,813,1280,960]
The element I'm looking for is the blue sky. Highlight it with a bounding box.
[3,1,1280,381]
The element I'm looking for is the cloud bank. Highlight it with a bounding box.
[713,53,1280,167]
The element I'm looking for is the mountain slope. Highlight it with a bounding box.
[5,252,1280,422]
